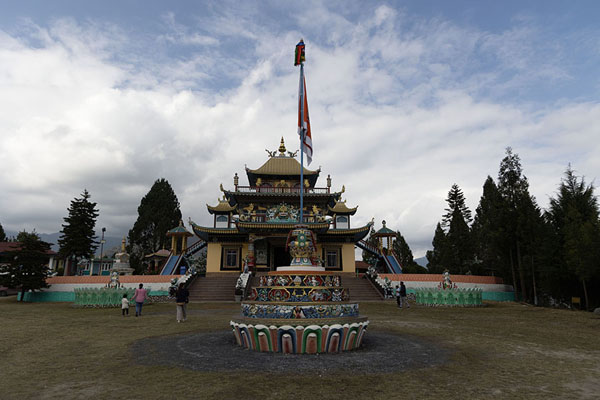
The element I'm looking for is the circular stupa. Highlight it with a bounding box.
[230,225,369,354]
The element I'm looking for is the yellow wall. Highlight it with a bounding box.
[206,242,248,273]
[342,243,356,273]
[206,242,222,273]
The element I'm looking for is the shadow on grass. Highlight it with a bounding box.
[131,330,449,374]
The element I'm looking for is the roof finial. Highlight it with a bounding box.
[279,137,286,155]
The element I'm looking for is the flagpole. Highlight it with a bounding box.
[299,62,305,224]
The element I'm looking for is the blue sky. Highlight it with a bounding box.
[1,1,599,257]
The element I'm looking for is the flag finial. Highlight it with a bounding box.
[295,39,305,66]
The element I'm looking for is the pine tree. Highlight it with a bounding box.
[128,178,182,273]
[0,231,50,302]
[446,207,474,274]
[547,166,600,309]
[497,147,532,302]
[426,223,447,273]
[442,184,472,229]
[0,222,6,241]
[471,177,507,276]
[392,231,426,273]
[361,232,380,268]
[392,231,415,268]
[58,190,99,263]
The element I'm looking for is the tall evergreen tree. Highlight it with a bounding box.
[0,222,6,241]
[392,231,426,273]
[547,166,600,309]
[446,207,474,274]
[426,223,447,273]
[0,231,50,302]
[58,190,99,262]
[497,147,532,302]
[471,176,506,276]
[128,178,182,273]
[392,231,415,268]
[442,184,472,229]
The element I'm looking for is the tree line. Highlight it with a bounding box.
[426,148,600,310]
[1,179,181,299]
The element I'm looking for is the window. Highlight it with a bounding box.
[336,215,349,229]
[215,215,229,228]
[323,247,342,270]
[221,246,241,270]
[226,250,238,267]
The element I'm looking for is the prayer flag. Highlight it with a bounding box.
[295,39,305,66]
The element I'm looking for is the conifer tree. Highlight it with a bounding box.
[0,231,50,302]
[58,190,99,261]
[426,223,447,273]
[392,231,415,268]
[442,184,472,229]
[471,177,506,276]
[446,207,474,274]
[547,166,600,309]
[128,178,182,273]
[497,147,532,302]
[392,231,426,273]
[0,222,6,242]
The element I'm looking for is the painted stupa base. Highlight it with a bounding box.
[230,318,369,354]
[232,270,369,354]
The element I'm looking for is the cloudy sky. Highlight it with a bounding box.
[1,0,599,257]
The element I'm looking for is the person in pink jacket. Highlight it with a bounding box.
[132,283,149,317]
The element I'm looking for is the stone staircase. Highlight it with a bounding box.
[188,273,239,302]
[341,273,384,301]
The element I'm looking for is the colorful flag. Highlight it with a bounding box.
[298,70,312,165]
[294,39,305,66]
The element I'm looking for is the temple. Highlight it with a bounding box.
[190,137,372,274]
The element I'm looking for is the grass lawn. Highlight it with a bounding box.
[1,297,599,400]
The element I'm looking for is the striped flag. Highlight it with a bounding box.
[298,68,312,165]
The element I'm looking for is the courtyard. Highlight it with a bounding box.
[1,298,598,399]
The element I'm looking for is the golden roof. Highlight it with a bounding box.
[247,156,319,176]
[328,199,358,215]
[207,197,237,214]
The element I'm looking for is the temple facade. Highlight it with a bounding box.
[190,138,372,274]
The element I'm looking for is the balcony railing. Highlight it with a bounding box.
[235,186,330,194]
[238,214,331,224]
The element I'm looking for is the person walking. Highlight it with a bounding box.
[395,285,402,308]
[399,281,409,309]
[175,283,190,323]
[121,293,129,316]
[132,283,149,317]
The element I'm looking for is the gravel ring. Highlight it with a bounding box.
[131,330,449,374]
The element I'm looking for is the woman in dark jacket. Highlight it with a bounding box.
[175,283,190,323]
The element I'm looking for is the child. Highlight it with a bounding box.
[121,293,129,316]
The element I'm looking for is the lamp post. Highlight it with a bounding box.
[99,227,106,276]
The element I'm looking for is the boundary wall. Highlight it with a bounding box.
[18,275,181,302]
[378,274,515,302]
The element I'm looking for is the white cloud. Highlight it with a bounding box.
[0,4,599,260]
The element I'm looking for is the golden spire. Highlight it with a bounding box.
[278,137,286,155]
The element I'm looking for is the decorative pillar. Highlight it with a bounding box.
[247,234,256,271]
[234,173,239,191]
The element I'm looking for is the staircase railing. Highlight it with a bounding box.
[235,272,252,301]
[364,266,388,299]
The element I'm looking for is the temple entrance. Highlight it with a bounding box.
[272,246,291,269]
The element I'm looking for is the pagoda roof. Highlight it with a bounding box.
[374,220,395,236]
[318,221,373,243]
[247,156,319,177]
[167,221,193,237]
[207,197,237,214]
[328,200,358,215]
